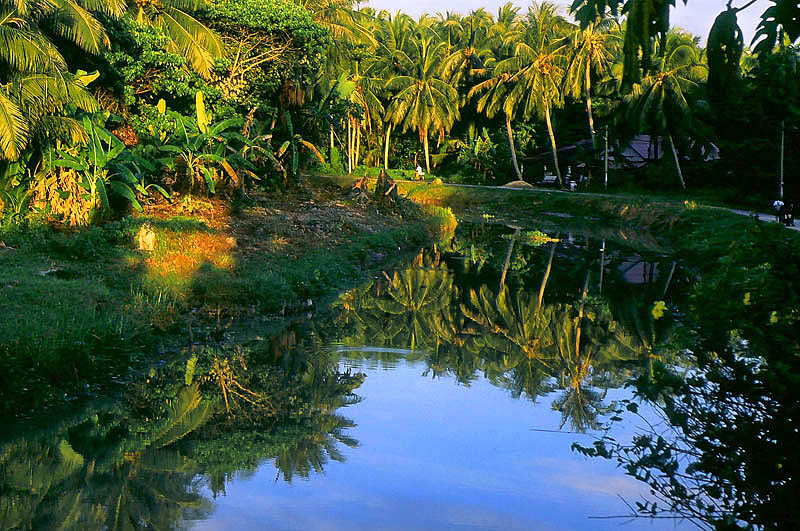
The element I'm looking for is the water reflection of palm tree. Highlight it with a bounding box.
[605,260,680,375]
[547,275,642,431]
[96,448,210,530]
[463,285,557,365]
[463,242,558,365]
[378,266,455,349]
[499,226,521,291]
[1,338,367,529]
[423,302,482,382]
[548,300,616,432]
[0,432,210,530]
[0,439,101,530]
[273,413,358,483]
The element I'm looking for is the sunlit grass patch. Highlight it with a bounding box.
[140,228,237,299]
[129,288,184,331]
[420,204,457,242]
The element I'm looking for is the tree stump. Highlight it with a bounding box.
[347,178,371,202]
[374,170,399,206]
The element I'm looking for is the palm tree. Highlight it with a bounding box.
[340,60,385,171]
[0,0,224,160]
[124,0,223,79]
[564,15,620,147]
[626,29,707,190]
[440,10,494,88]
[465,4,524,180]
[469,68,523,180]
[373,11,415,169]
[299,0,372,43]
[493,2,571,186]
[0,73,98,160]
[0,0,118,159]
[385,34,460,174]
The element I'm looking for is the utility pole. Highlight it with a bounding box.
[604,125,609,190]
[599,239,605,294]
[779,119,785,199]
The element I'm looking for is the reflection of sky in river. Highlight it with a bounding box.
[190,359,689,530]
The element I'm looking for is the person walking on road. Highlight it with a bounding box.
[773,199,786,223]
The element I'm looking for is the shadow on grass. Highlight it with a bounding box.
[0,205,438,416]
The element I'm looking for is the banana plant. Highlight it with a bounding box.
[49,115,167,212]
[277,111,325,184]
[0,159,34,222]
[156,105,244,194]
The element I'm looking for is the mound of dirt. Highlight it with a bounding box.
[501,180,535,189]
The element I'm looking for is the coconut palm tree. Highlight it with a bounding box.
[465,4,524,180]
[0,0,224,160]
[626,29,707,190]
[0,0,119,159]
[493,2,571,186]
[0,72,98,160]
[564,15,621,147]
[440,9,494,87]
[385,34,460,174]
[372,11,416,169]
[469,68,523,180]
[299,0,372,43]
[339,59,385,171]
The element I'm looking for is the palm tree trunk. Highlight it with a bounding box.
[423,130,431,174]
[575,271,590,356]
[347,117,352,174]
[499,228,519,292]
[384,123,392,170]
[585,62,596,146]
[355,124,361,168]
[329,99,334,162]
[585,63,596,185]
[505,113,522,180]
[537,242,556,310]
[667,134,686,190]
[598,239,605,293]
[662,261,676,298]
[544,104,563,187]
[330,124,334,162]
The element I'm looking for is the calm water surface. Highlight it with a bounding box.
[1,221,694,530]
[193,359,674,531]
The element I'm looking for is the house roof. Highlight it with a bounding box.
[523,135,720,169]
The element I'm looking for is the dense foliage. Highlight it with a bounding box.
[2,0,800,225]
[1,1,800,527]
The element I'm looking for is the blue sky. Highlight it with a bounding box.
[362,0,770,45]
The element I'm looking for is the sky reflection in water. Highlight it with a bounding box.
[192,357,685,530]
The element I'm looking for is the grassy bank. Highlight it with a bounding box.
[401,182,800,257]
[0,182,455,415]
[316,175,779,255]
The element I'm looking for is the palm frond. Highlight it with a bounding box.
[12,73,97,113]
[32,115,87,144]
[75,0,125,16]
[160,7,223,78]
[52,0,110,53]
[0,21,67,73]
[0,87,29,159]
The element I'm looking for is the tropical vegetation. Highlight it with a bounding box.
[1,0,799,529]
[2,0,799,220]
